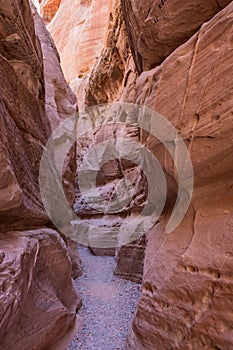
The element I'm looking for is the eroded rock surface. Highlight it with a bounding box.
[40,0,62,23]
[42,0,233,347]
[41,0,136,108]
[73,120,147,262]
[122,0,232,72]
[0,0,49,230]
[42,0,113,106]
[32,4,78,206]
[125,3,233,349]
[0,229,81,350]
[0,1,81,349]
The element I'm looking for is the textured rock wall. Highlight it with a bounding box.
[44,0,145,275]
[74,121,146,260]
[122,0,232,72]
[83,0,131,106]
[0,0,49,230]
[43,0,113,107]
[42,0,233,347]
[32,4,77,206]
[124,2,233,349]
[0,1,81,349]
[41,0,137,108]
[0,229,81,350]
[40,0,62,23]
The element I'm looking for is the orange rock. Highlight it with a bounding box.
[0,229,81,350]
[41,0,233,347]
[126,3,233,349]
[32,5,78,206]
[45,0,113,95]
[40,0,62,23]
[0,1,81,349]
[122,0,232,72]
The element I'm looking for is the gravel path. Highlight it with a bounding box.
[67,247,141,350]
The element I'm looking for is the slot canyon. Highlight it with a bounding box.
[0,0,233,349]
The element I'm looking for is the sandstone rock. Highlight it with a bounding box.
[114,236,146,283]
[84,1,131,107]
[32,5,77,128]
[42,0,135,108]
[0,229,81,350]
[0,0,49,230]
[44,1,142,270]
[126,2,233,188]
[126,3,233,349]
[45,0,113,94]
[0,1,77,227]
[42,1,233,348]
[0,1,81,349]
[122,0,232,72]
[32,4,78,206]
[40,0,62,23]
[74,117,147,257]
[67,238,83,279]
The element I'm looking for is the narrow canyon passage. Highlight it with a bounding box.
[1,1,233,349]
[67,247,141,350]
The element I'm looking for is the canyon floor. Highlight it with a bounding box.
[67,247,141,350]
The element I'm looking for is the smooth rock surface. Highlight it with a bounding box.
[32,4,78,206]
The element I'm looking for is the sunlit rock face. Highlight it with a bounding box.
[40,0,135,108]
[0,1,81,349]
[41,0,113,107]
[40,0,62,23]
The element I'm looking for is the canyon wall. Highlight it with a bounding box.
[41,0,145,281]
[122,0,232,72]
[42,0,136,108]
[0,1,81,349]
[43,0,233,348]
[42,0,114,107]
[123,2,233,349]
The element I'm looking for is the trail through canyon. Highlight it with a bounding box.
[67,247,141,350]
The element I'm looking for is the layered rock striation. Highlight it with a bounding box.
[42,0,114,107]
[0,1,81,349]
[42,0,233,347]
[123,2,233,349]
[122,0,232,72]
